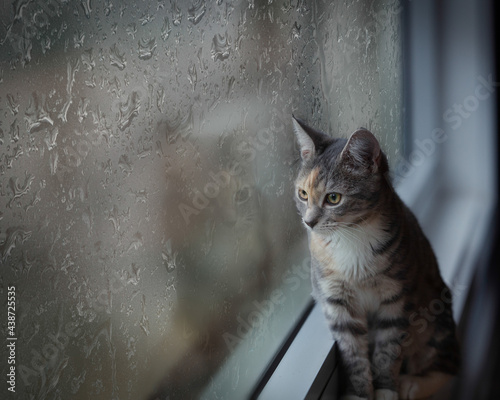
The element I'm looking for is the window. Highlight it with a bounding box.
[256,0,498,398]
[1,1,402,399]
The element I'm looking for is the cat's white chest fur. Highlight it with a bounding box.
[310,223,385,281]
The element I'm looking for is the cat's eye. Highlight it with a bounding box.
[235,187,250,203]
[298,189,308,201]
[325,193,342,205]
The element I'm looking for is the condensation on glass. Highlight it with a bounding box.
[0,1,401,399]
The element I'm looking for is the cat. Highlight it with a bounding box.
[292,117,460,400]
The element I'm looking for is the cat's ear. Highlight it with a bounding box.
[292,116,331,161]
[340,128,382,173]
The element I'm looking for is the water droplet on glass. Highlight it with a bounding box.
[81,48,95,71]
[9,119,20,142]
[49,151,59,175]
[7,173,34,208]
[108,76,121,96]
[104,0,113,16]
[80,0,92,18]
[138,37,157,60]
[162,239,178,273]
[58,58,80,123]
[77,97,90,122]
[63,145,82,168]
[12,0,30,21]
[139,13,155,26]
[126,23,137,39]
[131,189,148,203]
[187,63,197,90]
[161,17,172,41]
[71,371,86,394]
[188,0,207,25]
[291,21,301,40]
[139,295,150,335]
[124,263,141,285]
[118,154,134,176]
[82,206,94,235]
[41,35,51,54]
[109,43,127,70]
[11,31,32,66]
[0,227,32,262]
[165,107,194,143]
[117,91,140,131]
[127,232,144,252]
[24,92,53,133]
[73,29,85,48]
[211,32,231,61]
[171,1,182,26]
[44,126,59,150]
[156,87,166,113]
[6,93,19,115]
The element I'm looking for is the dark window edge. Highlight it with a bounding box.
[249,298,315,400]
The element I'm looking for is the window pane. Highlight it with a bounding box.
[0,1,401,399]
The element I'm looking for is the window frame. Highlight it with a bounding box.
[250,0,498,398]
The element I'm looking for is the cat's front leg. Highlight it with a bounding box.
[334,326,372,399]
[370,312,408,399]
[325,305,372,399]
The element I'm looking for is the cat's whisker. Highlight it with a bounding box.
[336,228,373,251]
[317,221,375,251]
[336,222,371,237]
[320,222,364,246]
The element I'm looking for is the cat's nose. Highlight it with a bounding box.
[221,208,237,227]
[303,217,319,229]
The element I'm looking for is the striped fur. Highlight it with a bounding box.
[293,118,460,399]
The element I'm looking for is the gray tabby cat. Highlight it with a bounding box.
[292,117,459,400]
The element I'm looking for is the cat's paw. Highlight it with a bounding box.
[375,389,398,400]
[399,376,419,399]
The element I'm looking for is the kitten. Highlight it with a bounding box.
[292,117,459,400]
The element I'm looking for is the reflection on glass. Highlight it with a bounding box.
[0,0,401,399]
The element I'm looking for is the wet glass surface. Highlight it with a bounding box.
[0,1,401,398]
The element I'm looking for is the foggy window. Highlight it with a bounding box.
[0,0,401,399]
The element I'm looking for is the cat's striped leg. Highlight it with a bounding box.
[335,328,373,399]
[326,309,372,398]
[370,312,408,399]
